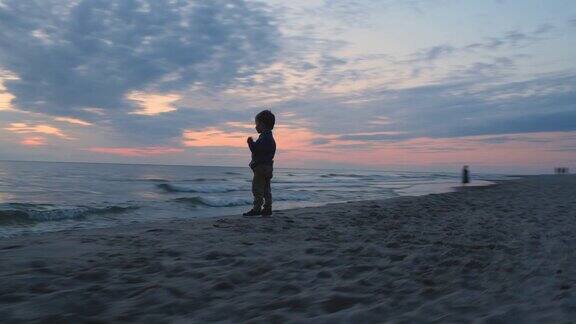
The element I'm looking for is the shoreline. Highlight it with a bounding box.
[0,178,500,240]
[2,175,574,322]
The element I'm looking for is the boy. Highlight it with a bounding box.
[243,110,276,217]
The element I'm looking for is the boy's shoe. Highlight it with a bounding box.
[243,209,261,216]
[261,207,272,217]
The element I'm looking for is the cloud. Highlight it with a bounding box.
[463,26,553,52]
[551,146,576,152]
[181,122,367,157]
[471,135,552,144]
[127,92,180,116]
[309,0,451,28]
[448,56,516,80]
[0,88,14,111]
[54,117,92,126]
[183,128,249,148]
[403,25,556,67]
[410,45,456,63]
[337,132,407,142]
[0,0,280,121]
[272,69,576,143]
[104,106,254,146]
[311,138,331,145]
[386,73,576,138]
[0,75,16,111]
[21,136,47,147]
[5,122,71,139]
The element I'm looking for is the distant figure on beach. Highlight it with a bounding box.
[462,165,470,184]
[243,110,276,217]
[555,167,570,174]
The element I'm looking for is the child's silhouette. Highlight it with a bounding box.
[462,165,470,184]
[243,110,276,217]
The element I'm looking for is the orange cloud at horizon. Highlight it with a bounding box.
[88,146,185,157]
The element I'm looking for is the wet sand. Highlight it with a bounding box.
[1,175,575,323]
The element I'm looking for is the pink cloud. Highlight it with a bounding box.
[127,91,180,116]
[88,146,185,157]
[54,117,92,126]
[182,124,352,150]
[21,136,46,147]
[0,76,16,111]
[183,127,249,148]
[5,122,71,139]
[293,132,575,169]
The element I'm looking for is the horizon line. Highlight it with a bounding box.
[0,158,531,176]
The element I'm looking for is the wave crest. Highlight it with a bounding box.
[157,183,246,193]
[0,203,137,224]
[173,192,310,207]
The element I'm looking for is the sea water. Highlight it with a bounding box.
[0,161,508,238]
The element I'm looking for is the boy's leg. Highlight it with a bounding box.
[263,166,273,210]
[252,167,266,211]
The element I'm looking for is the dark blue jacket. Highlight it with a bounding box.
[248,130,276,169]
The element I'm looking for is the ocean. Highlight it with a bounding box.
[0,160,508,238]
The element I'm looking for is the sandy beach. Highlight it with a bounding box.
[1,175,575,323]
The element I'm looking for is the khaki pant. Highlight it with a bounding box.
[252,165,273,210]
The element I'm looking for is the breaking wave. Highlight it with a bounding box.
[157,183,247,193]
[172,192,310,207]
[0,203,137,224]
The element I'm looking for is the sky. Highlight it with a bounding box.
[0,0,575,174]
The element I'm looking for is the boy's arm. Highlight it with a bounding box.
[248,133,272,153]
[248,136,264,152]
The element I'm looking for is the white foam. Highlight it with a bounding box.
[158,183,247,193]
[177,191,312,207]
